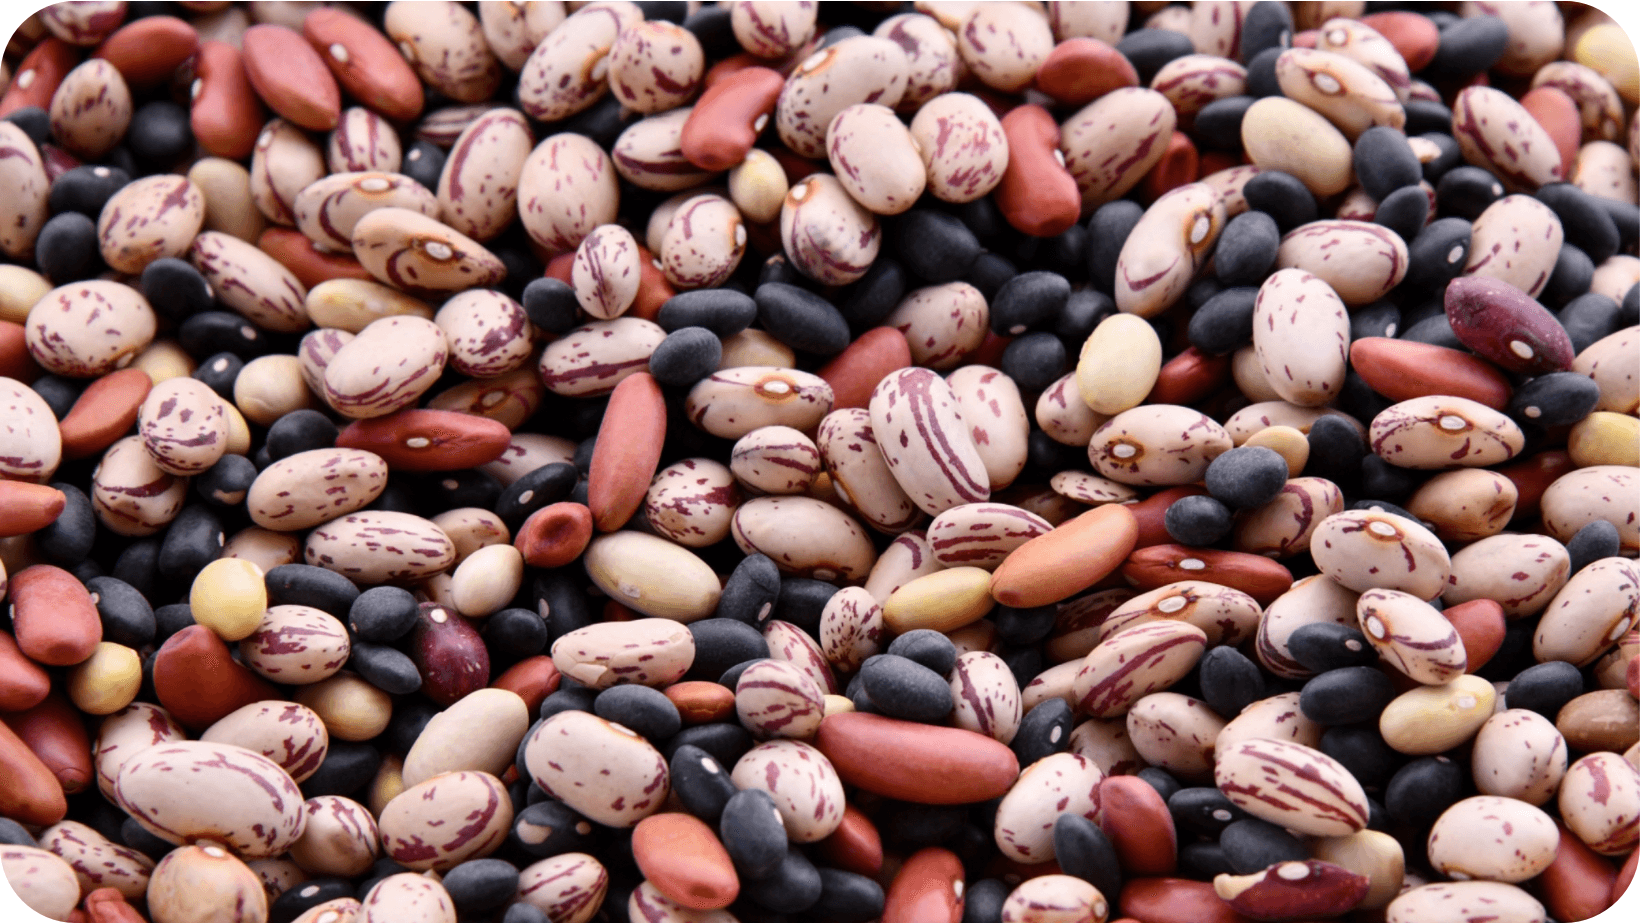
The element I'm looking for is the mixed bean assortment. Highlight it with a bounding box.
[1,1,1639,922]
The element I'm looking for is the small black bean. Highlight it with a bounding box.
[520,277,581,334]
[502,902,550,923]
[112,538,162,603]
[859,654,951,723]
[998,332,1066,393]
[35,212,103,283]
[299,741,381,799]
[1384,755,1468,829]
[1169,786,1248,837]
[656,288,758,336]
[2,107,49,146]
[686,617,770,683]
[1286,622,1378,673]
[1086,200,1145,294]
[1566,520,1621,575]
[1416,132,1463,183]
[1399,312,1465,350]
[1402,217,1473,291]
[1507,371,1601,428]
[661,720,753,767]
[669,744,739,826]
[401,140,446,191]
[755,282,850,355]
[837,257,907,329]
[719,788,788,879]
[420,469,502,512]
[1435,165,1505,221]
[1320,725,1399,792]
[29,376,79,420]
[539,688,598,721]
[348,585,421,642]
[1353,126,1423,200]
[1300,666,1396,726]
[495,462,578,530]
[964,251,1017,302]
[1188,286,1258,356]
[772,578,837,635]
[1242,171,1316,232]
[1012,698,1073,768]
[37,483,96,566]
[1115,27,1195,83]
[594,684,681,742]
[126,100,193,169]
[1595,196,1640,254]
[741,846,823,913]
[1137,767,1181,802]
[882,801,965,847]
[156,503,222,582]
[1558,292,1622,353]
[482,607,548,662]
[1243,45,1283,97]
[1196,645,1265,719]
[1540,243,1594,308]
[510,799,602,858]
[647,326,723,387]
[1505,660,1584,719]
[1219,818,1308,874]
[1537,183,1620,265]
[48,164,130,217]
[263,564,359,617]
[990,271,1071,336]
[961,878,1010,924]
[1054,288,1114,344]
[1204,445,1287,509]
[191,351,242,400]
[1403,99,1455,136]
[1424,14,1510,78]
[178,310,265,357]
[442,858,520,915]
[990,604,1057,647]
[194,453,256,507]
[810,868,885,923]
[152,603,194,641]
[1051,812,1122,901]
[265,409,339,461]
[1214,212,1280,288]
[1239,1,1293,61]
[85,576,155,648]
[349,641,422,695]
[380,700,438,756]
[1350,301,1402,341]
[1193,95,1255,151]
[885,628,956,674]
[1374,185,1430,243]
[1180,841,1238,879]
[893,210,981,283]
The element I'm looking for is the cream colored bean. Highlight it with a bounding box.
[39,820,153,901]
[91,435,187,537]
[385,0,502,102]
[1275,47,1404,139]
[449,543,523,618]
[539,316,666,398]
[304,510,456,584]
[1036,373,1108,446]
[1533,557,1640,668]
[1356,589,1467,685]
[1215,737,1368,837]
[1379,674,1496,755]
[1311,509,1450,600]
[884,282,989,370]
[1233,476,1345,557]
[49,58,131,159]
[1463,195,1564,299]
[1101,580,1263,648]
[137,377,229,476]
[147,845,269,924]
[190,229,311,332]
[1114,182,1226,315]
[328,107,402,173]
[1453,86,1564,192]
[1472,709,1567,806]
[1404,469,1519,542]
[1445,533,1570,619]
[1241,95,1354,197]
[993,752,1102,863]
[433,289,533,378]
[947,365,1029,491]
[816,408,921,533]
[252,118,327,227]
[437,107,533,241]
[780,173,880,285]
[114,741,307,859]
[582,532,722,622]
[1428,795,1558,882]
[97,173,205,274]
[189,156,267,242]
[730,0,818,58]
[730,739,845,842]
[731,426,822,495]
[306,279,435,332]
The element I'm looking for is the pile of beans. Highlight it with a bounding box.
[1,0,1638,922]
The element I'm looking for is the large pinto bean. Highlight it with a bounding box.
[378,770,512,871]
[525,710,669,827]
[113,741,306,858]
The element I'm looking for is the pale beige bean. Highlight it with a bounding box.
[1453,86,1564,191]
[661,194,745,289]
[727,148,789,224]
[138,376,229,476]
[1533,557,1639,667]
[351,208,507,294]
[607,19,703,114]
[146,844,269,924]
[1241,95,1354,197]
[287,795,379,878]
[1385,882,1545,923]
[189,156,268,242]
[1276,220,1408,305]
[1128,692,1226,781]
[519,132,621,252]
[950,649,1021,744]
[827,103,925,215]
[240,605,351,685]
[1215,737,1368,836]
[730,739,845,842]
[1311,509,1451,600]
[49,58,131,159]
[1444,533,1569,619]
[1233,476,1345,558]
[433,289,533,378]
[686,366,834,439]
[1256,575,1362,680]
[643,457,742,548]
[957,2,1052,92]
[1076,315,1162,414]
[816,408,921,533]
[1274,47,1404,138]
[582,532,722,622]
[731,426,821,495]
[449,543,523,619]
[39,820,154,901]
[385,1,502,103]
[1356,589,1467,685]
[252,118,327,227]
[1087,404,1232,486]
[730,0,818,58]
[870,366,991,515]
[1379,674,1496,755]
[1101,580,1262,647]
[781,173,880,285]
[525,711,669,827]
[1404,469,1518,543]
[306,279,434,332]
[1115,183,1226,318]
[863,530,944,602]
[1540,464,1639,555]
[874,13,960,111]
[360,871,457,923]
[1036,373,1108,446]
[516,3,639,122]
[571,224,641,319]
[1427,795,1558,882]
[235,354,319,426]
[514,854,607,924]
[947,365,1029,491]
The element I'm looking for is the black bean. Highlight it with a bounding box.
[1435,165,1505,221]
[1540,243,1594,308]
[661,720,753,766]
[1169,786,1249,837]
[1566,520,1621,576]
[1243,45,1283,97]
[118,815,173,861]
[1507,371,1601,428]
[270,880,355,922]
[191,453,254,507]
[265,409,339,461]
[495,462,578,530]
[1204,445,1286,509]
[1012,698,1074,768]
[1374,185,1430,243]
[964,251,1017,302]
[883,801,965,847]
[85,576,155,648]
[532,571,594,644]
[997,332,1066,393]
[1399,312,1465,350]
[990,271,1071,336]
[1240,1,1293,61]
[1193,95,1255,151]
[768,578,835,635]
[1214,211,1280,288]
[1404,98,1456,136]
[1187,286,1258,355]
[1242,171,1316,233]
[1051,812,1123,900]
[2,107,49,146]
[481,607,548,663]
[1286,622,1377,673]
[178,310,265,357]
[1180,841,1237,879]
[35,211,103,284]
[189,351,242,401]
[1054,288,1114,344]
[956,195,1009,244]
[401,139,446,191]
[299,741,381,799]
[112,538,163,602]
[961,878,1010,924]
[991,604,1057,647]
[442,858,520,915]
[810,868,885,923]
[754,282,850,355]
[1353,126,1422,200]
[1402,217,1473,292]
[837,257,907,329]
[1558,292,1622,353]
[511,799,602,858]
[126,100,193,170]
[1219,818,1308,874]
[1350,301,1402,342]
[348,585,421,642]
[593,684,681,742]
[648,326,723,387]
[380,700,439,756]
[886,628,957,674]
[37,482,96,566]
[152,602,194,641]
[29,376,79,420]
[669,743,739,826]
[1416,132,1463,184]
[519,277,581,333]
[48,164,130,217]
[999,645,1042,690]
[262,564,358,618]
[656,288,758,336]
[1024,428,1075,482]
[1320,725,1399,792]
[502,901,550,923]
[719,788,788,879]
[419,469,502,512]
[859,654,952,723]
[1161,493,1230,546]
[1304,415,1367,489]
[1196,645,1265,719]
[349,641,422,695]
[1086,200,1145,294]
[1115,28,1195,83]
[686,617,770,683]
[1300,666,1396,725]
[1384,755,1468,829]
[893,210,982,283]
[1595,195,1640,254]
[1505,660,1584,719]
[741,845,823,912]
[1137,767,1181,802]
[156,503,222,582]
[1424,14,1509,78]
[1537,183,1620,265]
[539,688,598,721]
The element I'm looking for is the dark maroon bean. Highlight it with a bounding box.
[1196,645,1266,719]
[1445,276,1575,374]
[1242,170,1316,232]
[410,601,489,706]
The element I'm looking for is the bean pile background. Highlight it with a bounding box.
[1,1,1639,922]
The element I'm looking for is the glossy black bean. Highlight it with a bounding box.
[999,644,1041,690]
[1213,211,1279,288]
[1051,812,1122,900]
[28,376,79,420]
[348,585,420,642]
[1353,126,1422,200]
[298,741,380,799]
[481,607,548,662]
[1536,183,1619,265]
[48,164,130,217]
[264,564,359,618]
[1350,301,1402,342]
[1179,841,1238,879]
[1558,292,1622,353]
[655,288,757,336]
[152,603,193,641]
[1170,786,1249,837]
[1384,755,1467,829]
[510,798,602,858]
[1402,217,1473,293]
[37,482,95,566]
[741,846,822,913]
[440,858,519,915]
[495,462,578,529]
[1374,185,1430,243]
[1540,243,1594,308]
[270,880,355,922]
[1506,660,1584,719]
[963,251,1017,302]
[713,551,780,628]
[686,617,770,683]
[754,281,850,355]
[1416,131,1463,183]
[35,212,103,283]
[998,332,1066,393]
[264,409,338,461]
[349,641,422,695]
[811,868,885,923]
[1162,494,1232,547]
[155,503,222,582]
[178,310,265,357]
[538,688,598,721]
[883,801,965,847]
[1086,200,1144,294]
[1219,818,1308,874]
[85,576,155,648]
[380,699,438,756]
[419,468,501,512]
[1435,166,1504,221]
[1566,520,1621,576]
[1240,0,1293,61]
[669,743,738,826]
[519,277,580,334]
[533,571,594,643]
[661,720,753,768]
[647,326,723,387]
[191,453,254,507]
[1286,622,1377,673]
[1303,415,1366,490]
[1187,286,1257,355]
[719,788,788,879]
[593,684,681,742]
[1196,645,1265,719]
[126,100,192,169]
[1204,445,1286,509]
[991,604,1056,647]
[1244,45,1283,97]
[2,107,48,146]
[187,352,241,401]
[1242,171,1316,232]
[893,210,981,283]
[400,139,445,191]
[1115,27,1195,83]
[1137,766,1181,802]
[835,257,906,329]
[1300,666,1396,725]
[1320,725,1399,792]
[859,654,951,723]
[1425,14,1509,78]
[886,629,956,675]
[1012,698,1073,768]
[990,271,1071,336]
[1023,428,1074,483]
[1054,288,1114,344]
[1507,371,1600,428]
[770,578,836,636]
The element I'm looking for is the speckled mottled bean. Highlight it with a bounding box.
[49,58,131,159]
[827,103,925,215]
[199,699,330,784]
[1452,85,1564,191]
[1060,87,1175,208]
[733,495,877,582]
[1368,395,1526,469]
[873,13,960,111]
[26,280,156,378]
[777,36,908,159]
[1215,737,1369,837]
[91,435,188,537]
[433,289,533,378]
[539,317,666,398]
[378,769,512,871]
[303,510,456,584]
[293,171,439,253]
[686,366,835,439]
[1533,557,1639,668]
[327,107,402,174]
[251,118,328,227]
[0,122,50,261]
[910,92,1010,204]
[1444,533,1570,619]
[1463,195,1565,299]
[113,740,306,859]
[780,173,880,286]
[526,709,669,827]
[1087,404,1233,486]
[384,0,501,104]
[1275,47,1404,139]
[730,738,845,842]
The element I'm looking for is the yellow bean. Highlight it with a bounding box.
[1243,425,1310,477]
[883,566,996,635]
[1568,411,1640,467]
[65,642,142,715]
[295,671,393,742]
[190,558,268,642]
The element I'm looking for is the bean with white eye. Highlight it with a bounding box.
[1315,17,1411,101]
[516,3,641,122]
[1310,509,1451,601]
[1114,183,1225,318]
[1087,404,1233,487]
[1533,557,1640,668]
[1274,47,1405,139]
[1356,589,1467,685]
[661,194,745,289]
[572,224,642,319]
[1368,395,1526,469]
[293,171,440,252]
